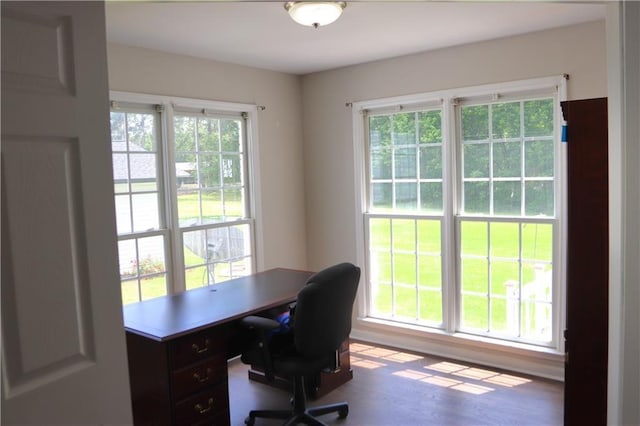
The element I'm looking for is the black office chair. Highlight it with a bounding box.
[240,262,361,426]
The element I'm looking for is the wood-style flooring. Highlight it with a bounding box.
[228,340,563,426]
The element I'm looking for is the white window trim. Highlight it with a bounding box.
[352,76,568,380]
[110,91,265,296]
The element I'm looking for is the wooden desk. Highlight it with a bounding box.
[123,268,352,426]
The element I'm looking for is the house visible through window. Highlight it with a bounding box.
[358,77,565,349]
[110,95,257,305]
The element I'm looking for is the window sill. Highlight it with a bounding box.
[352,316,565,381]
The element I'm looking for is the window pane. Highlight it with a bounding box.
[224,188,244,218]
[395,183,417,210]
[395,285,417,319]
[128,153,157,192]
[222,154,242,185]
[221,119,241,152]
[419,146,442,179]
[420,183,442,212]
[372,183,392,209]
[418,255,441,288]
[119,236,168,305]
[370,218,390,253]
[463,144,489,178]
[490,222,519,258]
[461,294,488,331]
[392,219,414,252]
[461,258,488,293]
[490,298,510,335]
[524,99,554,137]
[370,250,392,285]
[394,148,416,179]
[490,261,519,297]
[114,194,132,234]
[370,115,391,149]
[525,140,554,177]
[112,153,129,193]
[461,221,488,257]
[118,239,136,280]
[198,153,220,188]
[371,148,391,179]
[463,181,490,214]
[419,289,442,324]
[417,220,441,254]
[493,142,521,177]
[521,300,552,341]
[522,223,552,262]
[140,275,167,301]
[110,112,126,142]
[197,118,220,152]
[525,181,554,216]
[125,113,156,151]
[137,235,166,276]
[174,116,196,151]
[462,105,489,141]
[492,102,521,140]
[494,181,521,216]
[372,282,392,316]
[392,112,415,145]
[201,190,224,223]
[132,193,160,232]
[121,279,139,305]
[183,224,251,288]
[418,110,442,143]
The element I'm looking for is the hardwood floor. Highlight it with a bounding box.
[228,341,563,426]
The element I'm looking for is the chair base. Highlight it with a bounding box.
[244,402,348,426]
[245,374,348,425]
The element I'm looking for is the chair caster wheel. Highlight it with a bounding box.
[338,407,349,419]
[244,416,255,425]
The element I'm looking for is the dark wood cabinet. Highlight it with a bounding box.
[247,338,353,398]
[126,327,231,426]
[561,98,609,426]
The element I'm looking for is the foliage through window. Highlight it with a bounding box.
[361,78,564,348]
[110,97,256,305]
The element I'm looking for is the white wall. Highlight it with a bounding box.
[300,21,607,378]
[107,44,308,271]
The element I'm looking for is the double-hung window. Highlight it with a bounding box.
[110,94,257,305]
[359,77,565,349]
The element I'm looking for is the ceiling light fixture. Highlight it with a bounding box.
[284,2,346,29]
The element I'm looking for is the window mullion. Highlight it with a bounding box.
[443,99,458,333]
[414,219,419,321]
[163,104,186,294]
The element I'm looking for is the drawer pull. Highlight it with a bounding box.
[194,398,214,414]
[193,368,213,383]
[191,339,210,354]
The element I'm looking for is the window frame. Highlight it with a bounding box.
[353,76,567,354]
[110,91,264,300]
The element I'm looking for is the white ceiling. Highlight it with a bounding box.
[105,1,606,75]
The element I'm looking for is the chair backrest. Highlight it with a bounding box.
[293,262,360,359]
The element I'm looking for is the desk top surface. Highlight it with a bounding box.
[122,268,314,341]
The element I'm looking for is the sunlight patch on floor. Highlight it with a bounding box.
[350,342,423,363]
[352,342,532,396]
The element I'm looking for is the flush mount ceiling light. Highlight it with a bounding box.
[284,2,346,29]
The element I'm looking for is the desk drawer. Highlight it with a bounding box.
[172,353,227,401]
[174,384,229,426]
[171,329,225,369]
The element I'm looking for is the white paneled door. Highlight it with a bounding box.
[1,2,133,424]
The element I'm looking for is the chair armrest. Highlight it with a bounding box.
[241,315,281,331]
